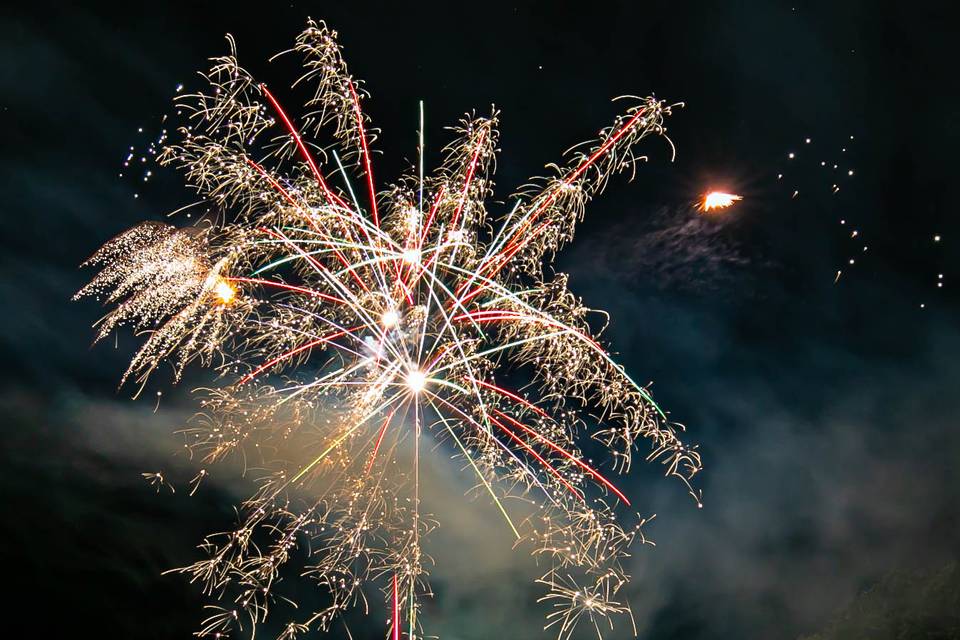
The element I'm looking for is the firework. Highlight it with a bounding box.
[77,21,701,639]
[699,191,742,212]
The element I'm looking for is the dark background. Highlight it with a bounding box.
[1,1,957,638]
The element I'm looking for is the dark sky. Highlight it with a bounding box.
[1,2,958,639]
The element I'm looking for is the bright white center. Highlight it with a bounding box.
[381,309,399,328]
[405,369,426,393]
[404,206,420,230]
[213,279,236,304]
[402,248,421,264]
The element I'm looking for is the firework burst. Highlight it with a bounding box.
[77,20,701,639]
[698,191,742,212]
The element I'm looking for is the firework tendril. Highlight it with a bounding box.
[77,20,702,640]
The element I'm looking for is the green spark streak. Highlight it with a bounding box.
[332,150,363,217]
[289,391,407,484]
[426,395,520,539]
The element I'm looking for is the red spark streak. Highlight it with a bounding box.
[365,406,400,475]
[392,574,400,640]
[226,276,347,305]
[259,84,348,210]
[478,214,557,284]
[489,412,583,499]
[450,132,486,230]
[347,80,379,228]
[457,106,650,301]
[499,107,649,256]
[409,138,485,300]
[493,409,631,506]
[395,187,448,299]
[423,342,458,374]
[418,186,446,247]
[453,282,487,308]
[243,166,366,289]
[239,326,360,385]
[468,378,550,419]
[452,310,606,353]
[428,393,583,502]
[245,157,301,210]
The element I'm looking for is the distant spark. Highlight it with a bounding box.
[699,191,743,212]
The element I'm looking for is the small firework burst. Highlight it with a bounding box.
[698,191,742,212]
[77,20,701,639]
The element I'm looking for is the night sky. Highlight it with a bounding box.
[2,2,958,639]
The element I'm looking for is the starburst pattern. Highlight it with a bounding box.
[77,20,701,639]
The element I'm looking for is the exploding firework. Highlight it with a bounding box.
[77,21,701,639]
[698,191,742,212]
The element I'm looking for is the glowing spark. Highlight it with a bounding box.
[699,191,743,212]
[381,309,399,328]
[212,278,236,305]
[405,368,427,393]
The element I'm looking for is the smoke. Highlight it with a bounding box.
[569,205,755,295]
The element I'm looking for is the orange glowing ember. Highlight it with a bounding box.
[213,278,237,305]
[700,191,742,211]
